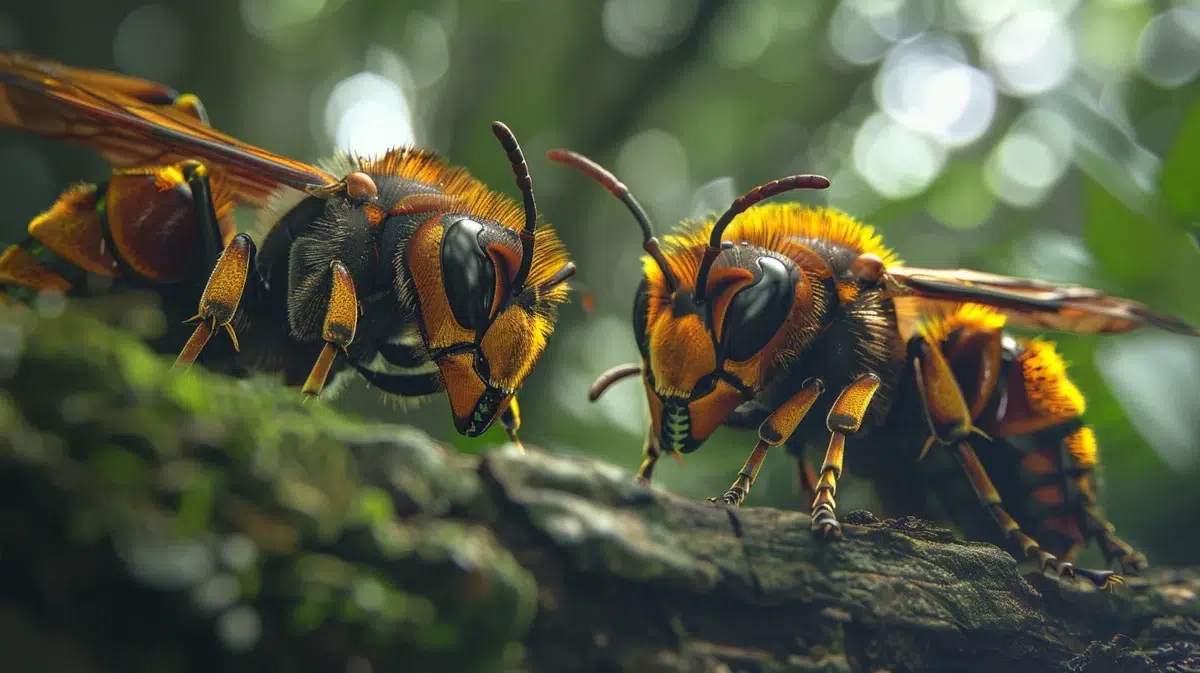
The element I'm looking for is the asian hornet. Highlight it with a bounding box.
[549,147,1200,589]
[0,52,576,443]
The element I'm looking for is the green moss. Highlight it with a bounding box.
[0,303,539,673]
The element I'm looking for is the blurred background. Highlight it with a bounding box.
[0,0,1198,569]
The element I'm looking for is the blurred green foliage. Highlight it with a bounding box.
[0,0,1197,567]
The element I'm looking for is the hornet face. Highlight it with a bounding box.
[408,212,571,436]
[636,250,808,454]
[545,147,829,457]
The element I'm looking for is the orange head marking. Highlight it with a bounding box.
[395,123,573,436]
[551,147,832,454]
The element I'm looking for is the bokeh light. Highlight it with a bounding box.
[853,111,946,199]
[947,0,1020,34]
[926,161,996,230]
[829,0,897,65]
[1136,7,1200,87]
[217,606,262,652]
[614,128,691,218]
[324,71,417,156]
[1006,229,1095,283]
[240,0,328,45]
[1076,0,1153,78]
[710,0,778,69]
[982,9,1076,96]
[602,0,700,58]
[689,176,737,220]
[984,107,1075,208]
[876,33,997,148]
[400,12,451,89]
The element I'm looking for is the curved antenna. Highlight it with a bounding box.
[693,174,831,303]
[546,149,679,293]
[491,121,537,294]
[588,363,643,401]
[539,261,577,290]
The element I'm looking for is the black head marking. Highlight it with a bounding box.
[441,217,497,331]
[632,277,651,357]
[721,256,799,362]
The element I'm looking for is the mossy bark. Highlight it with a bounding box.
[0,303,1197,673]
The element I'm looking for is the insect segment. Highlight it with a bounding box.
[882,302,1151,585]
[0,52,575,443]
[549,148,1200,589]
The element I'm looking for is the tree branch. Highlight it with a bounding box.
[0,300,1197,673]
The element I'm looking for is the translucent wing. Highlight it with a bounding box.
[886,266,1200,336]
[0,51,337,207]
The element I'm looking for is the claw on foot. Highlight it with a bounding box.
[1072,567,1124,590]
[812,519,842,539]
[706,488,744,507]
[1041,556,1124,590]
[811,507,842,538]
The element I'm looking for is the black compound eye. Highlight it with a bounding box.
[632,278,651,357]
[441,217,497,331]
[691,373,718,399]
[721,256,798,362]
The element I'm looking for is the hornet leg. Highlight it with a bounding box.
[301,261,359,396]
[955,441,1121,590]
[1084,499,1148,574]
[909,333,1124,589]
[498,396,525,453]
[812,373,883,538]
[635,425,660,486]
[725,400,820,503]
[171,161,254,370]
[708,378,824,507]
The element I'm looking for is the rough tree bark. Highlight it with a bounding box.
[0,300,1197,673]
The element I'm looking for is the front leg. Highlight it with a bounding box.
[169,160,254,370]
[634,424,660,486]
[173,232,255,369]
[498,396,524,453]
[811,373,883,538]
[727,399,821,503]
[707,378,824,507]
[301,261,360,396]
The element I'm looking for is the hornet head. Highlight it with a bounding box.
[548,149,831,455]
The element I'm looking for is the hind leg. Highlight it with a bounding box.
[909,331,1127,588]
[1063,435,1147,574]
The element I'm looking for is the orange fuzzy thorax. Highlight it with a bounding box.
[641,203,900,291]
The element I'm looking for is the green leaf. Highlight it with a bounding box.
[1084,174,1199,333]
[1160,103,1200,220]
[1084,178,1165,285]
[1046,84,1160,214]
